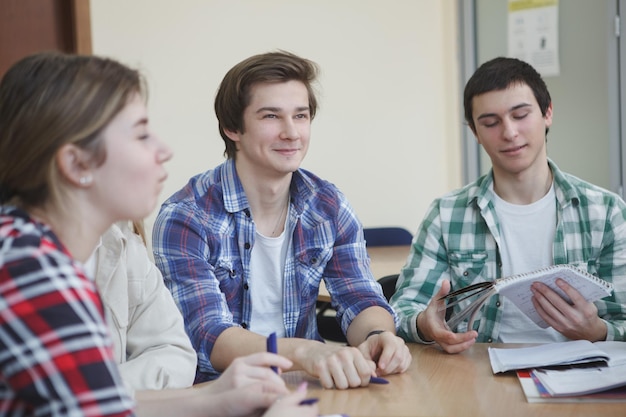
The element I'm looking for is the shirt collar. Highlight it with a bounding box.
[220,159,317,215]
[468,158,580,210]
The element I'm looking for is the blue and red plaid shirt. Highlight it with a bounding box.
[152,159,394,382]
[0,206,134,417]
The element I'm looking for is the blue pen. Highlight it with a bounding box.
[266,332,278,373]
[298,398,319,406]
[369,376,389,384]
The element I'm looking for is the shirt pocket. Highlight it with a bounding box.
[447,251,489,288]
[214,258,244,303]
[568,259,598,276]
[295,246,333,296]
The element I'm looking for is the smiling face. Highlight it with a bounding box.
[225,80,311,180]
[471,82,553,179]
[91,93,172,222]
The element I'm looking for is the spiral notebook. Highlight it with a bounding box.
[440,264,614,330]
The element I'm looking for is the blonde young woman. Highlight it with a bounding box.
[0,52,316,417]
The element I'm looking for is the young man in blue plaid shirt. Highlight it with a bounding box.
[391,57,626,353]
[153,51,411,388]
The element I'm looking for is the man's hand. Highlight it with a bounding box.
[531,278,607,341]
[293,341,376,389]
[357,330,411,376]
[417,280,478,353]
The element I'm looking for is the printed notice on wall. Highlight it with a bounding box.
[508,0,560,77]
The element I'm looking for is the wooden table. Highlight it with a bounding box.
[318,245,411,303]
[284,343,626,417]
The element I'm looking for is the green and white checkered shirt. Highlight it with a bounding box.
[391,160,626,343]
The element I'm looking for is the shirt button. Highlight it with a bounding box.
[487,338,492,343]
[244,209,251,217]
[463,271,469,276]
[229,270,236,278]
[310,257,317,265]
[243,283,249,290]
[244,242,251,249]
[241,322,248,329]
[496,301,501,307]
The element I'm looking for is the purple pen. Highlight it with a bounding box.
[369,376,389,384]
[266,332,278,373]
[298,398,319,406]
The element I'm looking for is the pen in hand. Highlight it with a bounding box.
[299,398,319,405]
[369,376,389,384]
[266,332,278,373]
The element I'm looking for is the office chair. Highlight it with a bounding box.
[316,304,347,344]
[316,274,400,344]
[363,227,413,247]
[377,274,399,301]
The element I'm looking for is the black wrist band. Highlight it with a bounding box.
[365,330,386,340]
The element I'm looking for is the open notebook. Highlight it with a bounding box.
[440,264,613,330]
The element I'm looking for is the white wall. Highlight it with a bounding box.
[90,0,462,244]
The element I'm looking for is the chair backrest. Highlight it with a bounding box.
[377,274,399,301]
[363,227,413,247]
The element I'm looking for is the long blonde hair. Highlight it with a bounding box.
[131,220,147,245]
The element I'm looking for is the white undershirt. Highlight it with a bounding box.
[248,221,290,338]
[494,183,568,343]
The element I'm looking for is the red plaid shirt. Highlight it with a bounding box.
[0,206,134,417]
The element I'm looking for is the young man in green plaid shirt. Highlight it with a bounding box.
[390,57,626,353]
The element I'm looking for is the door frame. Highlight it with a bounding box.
[72,0,92,54]
[619,0,626,197]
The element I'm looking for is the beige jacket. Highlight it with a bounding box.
[93,223,196,390]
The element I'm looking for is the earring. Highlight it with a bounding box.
[79,176,92,185]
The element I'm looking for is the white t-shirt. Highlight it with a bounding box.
[248,224,290,338]
[494,184,568,343]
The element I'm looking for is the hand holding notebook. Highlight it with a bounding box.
[440,264,613,330]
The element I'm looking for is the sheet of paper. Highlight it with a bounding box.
[508,0,560,76]
[533,363,626,396]
[496,266,612,328]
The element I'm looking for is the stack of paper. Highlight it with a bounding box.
[517,370,626,403]
[489,341,626,403]
[531,364,626,397]
[488,340,611,374]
